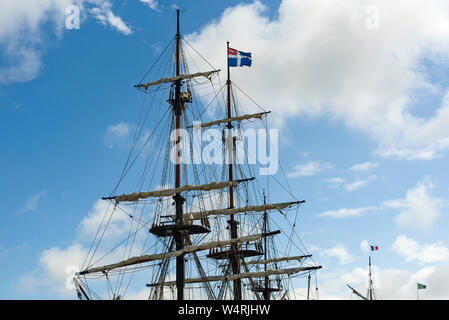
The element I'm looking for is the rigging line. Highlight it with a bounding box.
[84,213,156,270]
[269,216,308,257]
[85,203,118,269]
[110,90,163,197]
[111,106,172,192]
[232,82,268,113]
[113,142,164,291]
[120,142,168,297]
[281,210,319,266]
[81,275,93,300]
[113,203,144,294]
[195,84,226,119]
[80,277,101,300]
[181,37,219,72]
[110,40,174,196]
[113,223,134,294]
[116,92,148,190]
[135,109,170,194]
[112,43,174,194]
[138,36,175,85]
[81,200,113,270]
[235,132,300,202]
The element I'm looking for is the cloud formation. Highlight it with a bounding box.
[383,177,443,230]
[287,161,333,178]
[391,235,449,264]
[317,177,444,230]
[187,0,449,160]
[0,0,131,84]
[350,162,379,172]
[320,244,354,265]
[15,190,47,216]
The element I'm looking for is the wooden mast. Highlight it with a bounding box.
[368,255,373,300]
[174,9,185,301]
[263,192,269,300]
[226,41,242,300]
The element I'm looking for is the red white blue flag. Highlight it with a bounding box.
[228,47,252,67]
[370,245,379,251]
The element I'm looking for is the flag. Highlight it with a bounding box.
[228,47,252,67]
[417,283,426,290]
[370,245,379,251]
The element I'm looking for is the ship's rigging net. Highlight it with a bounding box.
[77,29,321,301]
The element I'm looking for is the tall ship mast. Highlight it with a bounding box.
[347,246,379,300]
[74,10,321,301]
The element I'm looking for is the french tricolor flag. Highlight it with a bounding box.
[228,47,252,67]
[370,245,379,251]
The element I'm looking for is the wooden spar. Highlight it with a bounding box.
[78,231,280,275]
[147,266,323,287]
[347,284,368,300]
[102,178,255,203]
[245,254,312,265]
[165,200,305,220]
[187,111,271,129]
[135,70,220,89]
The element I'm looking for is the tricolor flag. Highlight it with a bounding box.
[370,245,379,251]
[228,47,252,67]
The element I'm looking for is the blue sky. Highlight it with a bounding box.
[1,0,449,300]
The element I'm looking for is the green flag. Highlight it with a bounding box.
[417,283,426,290]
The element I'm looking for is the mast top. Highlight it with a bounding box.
[177,9,180,35]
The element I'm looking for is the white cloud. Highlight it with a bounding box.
[350,162,379,172]
[104,122,134,147]
[383,177,443,230]
[391,235,449,265]
[315,263,449,300]
[139,0,159,11]
[325,178,345,184]
[18,199,152,298]
[187,0,449,160]
[287,161,333,178]
[316,207,376,219]
[318,177,444,227]
[106,122,133,138]
[15,190,47,216]
[320,244,354,265]
[344,180,369,191]
[360,240,369,253]
[89,1,132,35]
[0,0,130,84]
[18,243,88,297]
[77,200,130,242]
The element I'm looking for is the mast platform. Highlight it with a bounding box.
[150,223,210,237]
[207,244,263,260]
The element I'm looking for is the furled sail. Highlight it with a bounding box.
[245,255,312,265]
[175,200,305,220]
[135,70,220,89]
[190,111,271,129]
[148,266,322,286]
[79,230,279,275]
[103,178,254,203]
